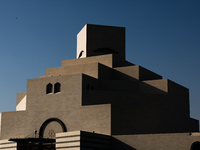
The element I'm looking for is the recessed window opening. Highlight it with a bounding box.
[93,48,119,54]
[54,82,61,93]
[87,84,94,90]
[46,83,53,94]
[87,84,90,90]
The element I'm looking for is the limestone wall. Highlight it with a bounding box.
[56,130,111,150]
[114,65,162,81]
[16,95,26,111]
[0,111,27,139]
[62,54,113,68]
[0,139,17,150]
[113,133,200,150]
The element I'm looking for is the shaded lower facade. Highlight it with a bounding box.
[9,138,55,150]
[1,130,200,150]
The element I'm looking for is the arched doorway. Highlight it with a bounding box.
[9,118,66,150]
[191,141,200,150]
[39,118,67,139]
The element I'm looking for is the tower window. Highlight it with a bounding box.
[87,84,94,90]
[87,84,90,90]
[54,82,61,93]
[46,83,53,94]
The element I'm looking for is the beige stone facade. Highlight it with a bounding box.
[0,24,200,150]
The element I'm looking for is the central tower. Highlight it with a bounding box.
[77,24,126,59]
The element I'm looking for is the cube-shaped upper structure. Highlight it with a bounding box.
[77,24,125,59]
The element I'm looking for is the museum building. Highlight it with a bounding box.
[0,24,200,150]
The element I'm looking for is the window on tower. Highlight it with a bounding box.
[46,83,53,94]
[54,82,61,93]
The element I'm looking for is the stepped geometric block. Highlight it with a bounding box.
[0,24,199,150]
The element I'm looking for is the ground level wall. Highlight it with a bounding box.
[113,132,200,150]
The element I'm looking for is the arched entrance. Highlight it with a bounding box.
[39,118,67,138]
[191,141,200,150]
[9,118,67,150]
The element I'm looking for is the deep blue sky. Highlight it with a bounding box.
[0,0,200,126]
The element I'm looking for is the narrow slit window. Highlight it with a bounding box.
[87,84,90,90]
[46,83,53,94]
[54,82,61,93]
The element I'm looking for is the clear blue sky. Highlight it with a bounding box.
[0,0,200,126]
